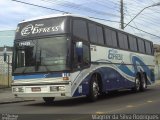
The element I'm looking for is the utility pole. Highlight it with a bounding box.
[120,0,124,29]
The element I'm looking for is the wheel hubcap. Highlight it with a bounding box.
[93,81,99,97]
[135,78,140,90]
[143,79,146,88]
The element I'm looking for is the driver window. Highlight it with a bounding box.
[73,42,90,69]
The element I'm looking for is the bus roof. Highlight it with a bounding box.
[20,13,88,23]
[20,13,127,33]
[20,13,152,43]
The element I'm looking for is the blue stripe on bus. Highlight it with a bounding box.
[73,67,135,97]
[13,73,62,80]
[72,55,154,97]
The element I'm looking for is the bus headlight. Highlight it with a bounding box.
[58,86,65,91]
[50,86,65,91]
[13,87,24,92]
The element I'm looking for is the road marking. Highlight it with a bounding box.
[106,100,157,113]
[147,100,153,103]
[96,112,106,114]
[126,105,134,108]
[105,107,127,113]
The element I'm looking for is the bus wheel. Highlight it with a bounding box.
[43,97,55,104]
[87,74,99,102]
[132,75,141,92]
[140,73,147,91]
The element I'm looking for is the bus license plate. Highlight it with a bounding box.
[32,87,41,92]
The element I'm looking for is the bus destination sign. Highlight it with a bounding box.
[15,17,69,39]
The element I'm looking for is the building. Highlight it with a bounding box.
[0,30,14,88]
[0,30,15,47]
[154,44,160,80]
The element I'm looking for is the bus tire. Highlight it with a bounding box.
[132,74,141,92]
[87,74,100,102]
[140,73,147,91]
[43,97,55,104]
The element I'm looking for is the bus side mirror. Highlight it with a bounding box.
[76,42,83,63]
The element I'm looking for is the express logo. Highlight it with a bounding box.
[108,49,123,60]
[21,24,33,36]
[20,23,61,37]
[44,73,49,78]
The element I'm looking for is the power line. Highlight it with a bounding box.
[89,16,160,39]
[11,0,160,40]
[124,9,160,28]
[92,0,120,12]
[41,0,120,17]
[124,8,142,36]
[11,0,69,13]
[123,1,160,32]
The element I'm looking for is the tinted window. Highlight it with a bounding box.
[88,23,97,43]
[88,23,104,45]
[118,32,128,49]
[151,43,154,55]
[96,26,104,45]
[105,28,117,47]
[128,36,137,51]
[73,20,88,41]
[145,41,152,54]
[138,38,145,53]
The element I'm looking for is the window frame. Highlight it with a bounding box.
[137,38,146,54]
[117,32,129,50]
[145,41,152,55]
[72,19,88,41]
[104,27,118,48]
[128,35,138,52]
[71,16,154,56]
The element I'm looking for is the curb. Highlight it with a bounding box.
[0,88,11,92]
[0,99,35,105]
[155,80,160,85]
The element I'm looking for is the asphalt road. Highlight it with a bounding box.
[0,84,160,120]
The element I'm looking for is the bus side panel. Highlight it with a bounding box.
[72,61,154,97]
[72,66,135,97]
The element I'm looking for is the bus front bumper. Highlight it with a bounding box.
[12,83,72,98]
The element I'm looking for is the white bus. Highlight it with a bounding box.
[11,14,155,103]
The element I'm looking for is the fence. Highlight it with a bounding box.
[0,54,12,88]
[155,65,160,80]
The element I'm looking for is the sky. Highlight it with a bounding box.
[0,0,160,46]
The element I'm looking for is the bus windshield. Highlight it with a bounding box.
[13,36,70,74]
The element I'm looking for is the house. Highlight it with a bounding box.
[154,44,160,80]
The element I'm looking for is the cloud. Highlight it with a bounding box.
[0,0,57,30]
[0,0,160,43]
[123,0,160,43]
